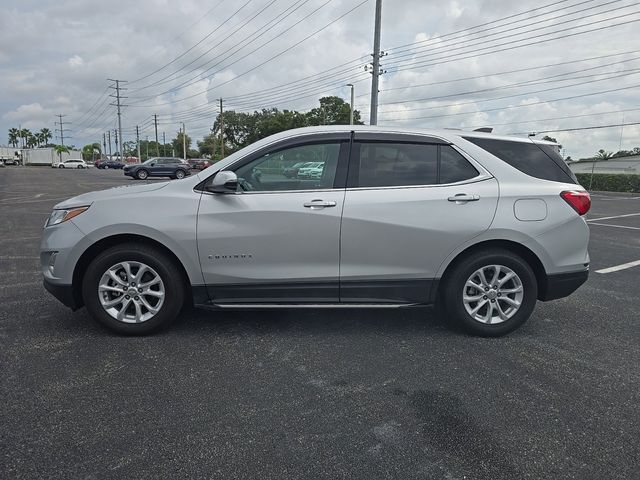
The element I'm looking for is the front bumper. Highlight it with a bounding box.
[43,278,80,310]
[538,269,589,301]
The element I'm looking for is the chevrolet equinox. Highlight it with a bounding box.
[41,126,590,336]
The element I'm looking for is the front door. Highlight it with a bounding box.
[197,136,350,303]
[339,135,499,303]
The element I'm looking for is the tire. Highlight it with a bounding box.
[136,169,148,180]
[175,169,186,180]
[440,249,537,337]
[82,243,186,335]
[77,165,83,169]
[104,165,109,169]
[58,164,65,168]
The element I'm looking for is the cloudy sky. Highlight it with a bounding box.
[1,0,639,158]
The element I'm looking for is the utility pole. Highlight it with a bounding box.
[146,135,149,159]
[182,123,186,161]
[162,132,166,156]
[108,78,127,162]
[346,84,355,125]
[114,129,119,160]
[153,114,159,156]
[102,133,107,159]
[136,125,141,162]
[107,130,112,158]
[55,114,69,146]
[369,0,383,125]
[219,98,225,159]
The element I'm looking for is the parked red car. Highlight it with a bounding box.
[187,158,212,170]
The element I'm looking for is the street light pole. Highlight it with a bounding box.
[346,84,354,125]
[369,0,382,125]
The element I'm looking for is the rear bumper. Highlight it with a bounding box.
[539,269,589,301]
[43,278,80,310]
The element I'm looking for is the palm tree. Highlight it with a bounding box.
[54,144,70,164]
[26,133,38,149]
[8,128,19,148]
[19,128,30,149]
[39,128,52,146]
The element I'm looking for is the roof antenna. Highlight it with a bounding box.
[473,127,493,133]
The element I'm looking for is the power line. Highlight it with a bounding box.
[386,0,625,60]
[380,82,640,122]
[129,0,339,102]
[130,0,306,94]
[128,0,254,84]
[126,0,371,107]
[515,121,640,134]
[383,11,640,74]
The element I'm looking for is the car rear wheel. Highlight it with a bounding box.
[82,243,185,335]
[136,169,148,180]
[104,165,109,169]
[175,169,186,179]
[440,249,537,337]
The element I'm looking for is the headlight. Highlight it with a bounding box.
[46,206,89,227]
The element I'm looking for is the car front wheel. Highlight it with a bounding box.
[58,164,65,168]
[175,169,186,179]
[440,249,537,337]
[82,243,185,335]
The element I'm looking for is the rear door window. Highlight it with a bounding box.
[349,143,480,187]
[463,137,576,183]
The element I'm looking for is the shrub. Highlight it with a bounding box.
[575,173,640,193]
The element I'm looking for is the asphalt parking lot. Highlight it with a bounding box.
[1,167,639,479]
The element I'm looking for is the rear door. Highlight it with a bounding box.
[339,133,499,303]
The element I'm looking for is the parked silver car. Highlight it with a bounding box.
[41,126,590,336]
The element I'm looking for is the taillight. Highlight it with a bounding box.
[560,190,591,215]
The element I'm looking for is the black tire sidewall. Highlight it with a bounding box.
[82,244,185,335]
[444,250,538,337]
[176,170,185,179]
[136,169,148,180]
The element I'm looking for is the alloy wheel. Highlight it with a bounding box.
[97,261,165,323]
[462,264,524,324]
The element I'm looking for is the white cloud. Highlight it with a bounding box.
[0,0,637,157]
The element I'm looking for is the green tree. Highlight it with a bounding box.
[306,96,363,126]
[542,135,558,143]
[172,131,192,159]
[595,149,613,161]
[54,144,70,164]
[19,128,30,148]
[39,128,52,146]
[8,128,20,147]
[82,143,101,161]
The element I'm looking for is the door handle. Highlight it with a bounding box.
[303,199,337,209]
[447,194,480,203]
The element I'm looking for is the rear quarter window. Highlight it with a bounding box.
[463,137,576,184]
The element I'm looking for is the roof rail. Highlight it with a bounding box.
[473,127,493,133]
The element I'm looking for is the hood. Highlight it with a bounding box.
[54,181,169,209]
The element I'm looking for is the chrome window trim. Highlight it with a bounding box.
[344,175,494,192]
[200,187,344,197]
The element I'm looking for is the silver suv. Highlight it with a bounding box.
[41,126,590,336]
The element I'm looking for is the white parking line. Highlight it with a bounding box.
[586,212,640,222]
[589,222,640,230]
[596,260,640,274]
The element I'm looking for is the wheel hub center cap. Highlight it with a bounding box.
[127,288,138,296]
[487,289,498,300]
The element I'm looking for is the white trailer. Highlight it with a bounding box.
[22,148,83,166]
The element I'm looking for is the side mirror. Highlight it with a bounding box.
[149,163,155,166]
[206,171,238,194]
